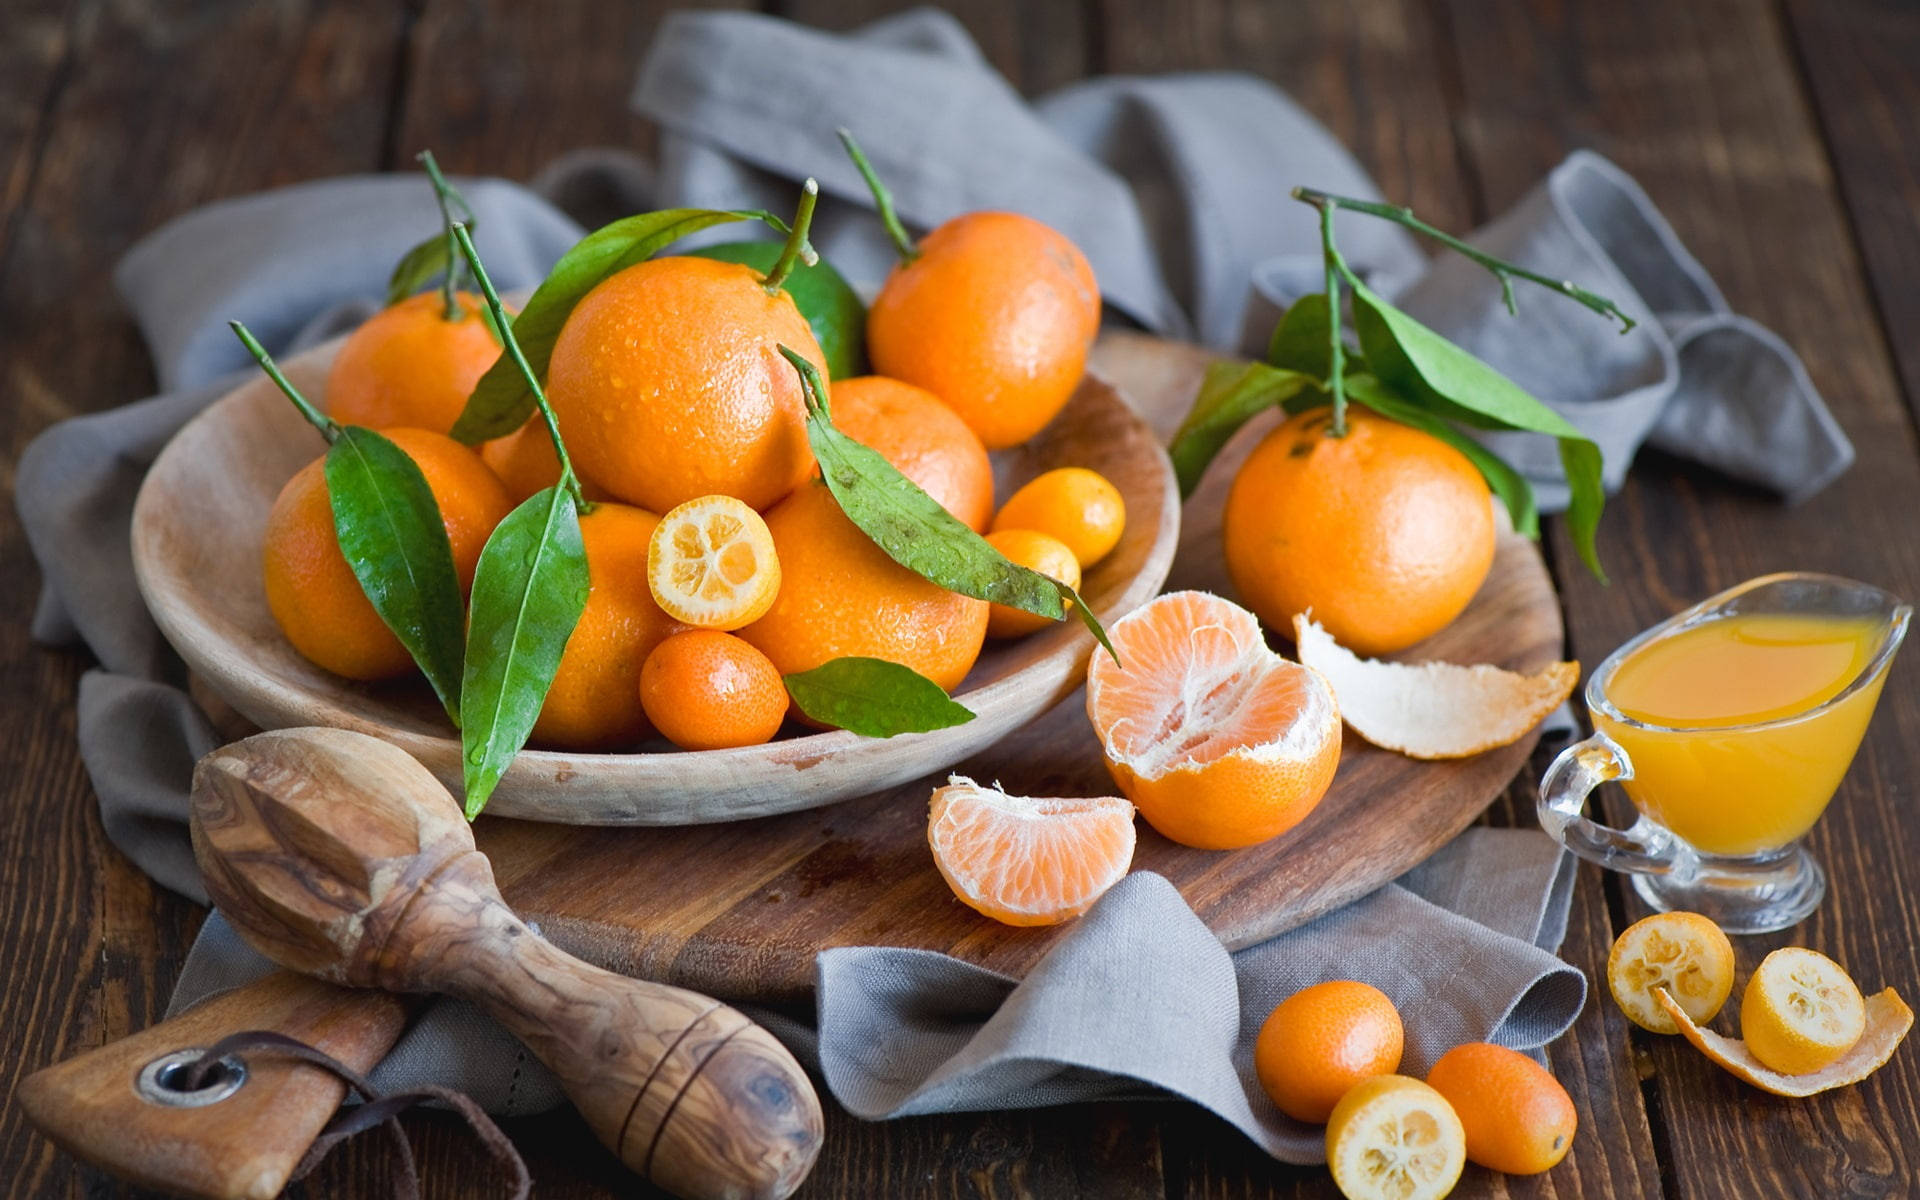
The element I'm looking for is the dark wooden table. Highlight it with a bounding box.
[5,1,1918,1196]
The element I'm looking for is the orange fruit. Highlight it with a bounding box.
[983,529,1080,638]
[1605,911,1735,1035]
[1223,407,1495,656]
[868,211,1099,449]
[646,495,782,631]
[1425,1042,1577,1175]
[829,375,994,531]
[1656,984,1912,1098]
[262,428,511,681]
[991,467,1126,568]
[531,502,681,749]
[927,776,1136,926]
[1740,947,1868,1076]
[638,630,788,751]
[739,480,988,694]
[1255,980,1404,1124]
[545,255,824,514]
[1325,1075,1467,1200]
[1084,591,1341,849]
[325,292,501,435]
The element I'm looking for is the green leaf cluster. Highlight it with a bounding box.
[1167,188,1624,579]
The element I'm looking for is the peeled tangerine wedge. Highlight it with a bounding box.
[928,776,1137,927]
[1325,1075,1467,1200]
[1293,615,1577,760]
[1656,985,1912,1098]
[646,494,781,630]
[1606,912,1736,1035]
[1087,592,1341,850]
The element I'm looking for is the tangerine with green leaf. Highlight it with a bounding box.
[1223,406,1495,655]
[829,375,994,531]
[325,292,502,435]
[692,240,867,380]
[262,427,510,681]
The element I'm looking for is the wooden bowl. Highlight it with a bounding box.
[130,338,1180,825]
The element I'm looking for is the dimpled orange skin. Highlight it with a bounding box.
[1254,980,1405,1124]
[531,502,682,749]
[262,428,512,681]
[739,480,988,694]
[639,630,788,751]
[480,419,612,505]
[868,212,1100,450]
[1223,407,1495,656]
[830,375,995,532]
[325,292,502,435]
[1425,1042,1578,1175]
[545,256,825,514]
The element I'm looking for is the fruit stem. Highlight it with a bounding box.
[1290,185,1637,333]
[762,178,819,296]
[1314,202,1350,437]
[230,321,341,443]
[417,150,473,323]
[450,222,592,513]
[837,128,919,263]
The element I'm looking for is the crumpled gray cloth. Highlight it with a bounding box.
[13,4,1844,1164]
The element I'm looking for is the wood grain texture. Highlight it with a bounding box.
[1446,0,1920,1197]
[129,337,1180,824]
[191,727,824,1200]
[17,973,409,1200]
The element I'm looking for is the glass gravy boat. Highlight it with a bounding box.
[1539,573,1908,933]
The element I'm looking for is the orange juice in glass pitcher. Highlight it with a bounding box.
[1540,574,1908,933]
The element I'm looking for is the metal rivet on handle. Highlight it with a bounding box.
[135,1049,248,1107]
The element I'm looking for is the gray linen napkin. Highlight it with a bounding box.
[12,5,1844,1164]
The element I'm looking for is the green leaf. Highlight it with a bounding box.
[458,485,589,818]
[782,657,975,737]
[1168,359,1320,498]
[1343,373,1539,538]
[1344,271,1606,578]
[450,208,789,444]
[783,346,1120,663]
[385,233,453,307]
[323,427,466,722]
[1267,293,1339,376]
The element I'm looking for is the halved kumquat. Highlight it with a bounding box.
[647,494,782,630]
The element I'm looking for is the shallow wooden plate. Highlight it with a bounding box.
[130,337,1180,825]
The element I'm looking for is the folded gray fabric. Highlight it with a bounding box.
[12,4,1840,1166]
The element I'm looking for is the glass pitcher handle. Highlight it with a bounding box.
[1537,734,1686,877]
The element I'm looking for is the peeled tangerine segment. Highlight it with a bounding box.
[1657,986,1912,1097]
[928,776,1136,927]
[1293,614,1578,759]
[1606,912,1736,1035]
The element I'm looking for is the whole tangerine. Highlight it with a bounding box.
[1425,1042,1577,1175]
[326,292,501,434]
[531,502,682,749]
[867,211,1099,449]
[1254,979,1405,1124]
[1223,406,1494,656]
[545,255,826,514]
[738,480,988,695]
[262,427,511,681]
[639,630,788,751]
[830,375,994,531]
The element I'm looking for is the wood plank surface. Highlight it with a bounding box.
[3,1,1917,1198]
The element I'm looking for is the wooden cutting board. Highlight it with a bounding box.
[451,333,1566,1005]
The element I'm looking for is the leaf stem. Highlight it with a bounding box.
[838,128,919,263]
[417,150,473,322]
[230,321,341,443]
[779,343,830,422]
[1290,186,1637,333]
[763,178,819,295]
[451,222,590,512]
[1315,203,1350,436]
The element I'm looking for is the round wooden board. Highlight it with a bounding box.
[130,336,1181,823]
[460,333,1566,1003]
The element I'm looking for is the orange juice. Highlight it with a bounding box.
[1591,612,1886,857]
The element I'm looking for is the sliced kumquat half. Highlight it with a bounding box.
[1605,911,1735,1035]
[646,494,782,630]
[1324,1075,1466,1200]
[927,775,1136,927]
[1085,591,1341,850]
[1740,947,1867,1076]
